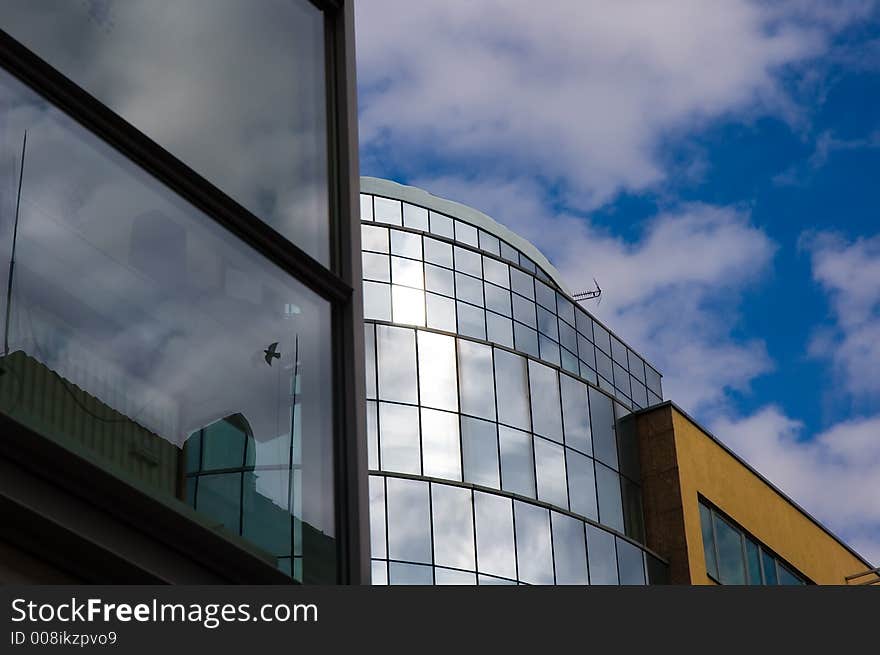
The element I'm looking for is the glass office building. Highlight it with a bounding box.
[0,2,367,585]
[360,178,668,585]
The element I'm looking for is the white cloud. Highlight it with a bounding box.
[713,407,880,566]
[415,175,775,414]
[803,231,880,398]
[357,0,872,208]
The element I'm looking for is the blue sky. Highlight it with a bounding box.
[355,1,880,564]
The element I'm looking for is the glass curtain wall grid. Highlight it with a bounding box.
[699,499,809,586]
[0,1,364,584]
[361,188,667,585]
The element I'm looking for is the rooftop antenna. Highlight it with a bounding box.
[572,278,602,305]
[2,130,27,376]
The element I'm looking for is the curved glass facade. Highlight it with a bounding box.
[361,184,667,585]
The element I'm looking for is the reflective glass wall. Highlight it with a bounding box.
[361,186,667,585]
[0,1,359,584]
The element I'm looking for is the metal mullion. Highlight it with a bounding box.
[0,31,350,305]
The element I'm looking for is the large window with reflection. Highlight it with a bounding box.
[0,10,345,581]
[0,0,330,264]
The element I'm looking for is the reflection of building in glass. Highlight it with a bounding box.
[360,178,878,586]
[0,2,365,585]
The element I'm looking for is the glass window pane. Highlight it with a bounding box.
[514,501,554,585]
[360,194,374,222]
[455,221,479,247]
[371,560,388,585]
[390,230,422,259]
[596,350,614,385]
[2,0,330,260]
[486,313,514,348]
[421,409,461,480]
[362,224,389,253]
[646,555,669,585]
[586,525,619,585]
[629,351,647,384]
[557,294,575,326]
[500,241,519,264]
[391,286,425,326]
[510,267,535,299]
[374,197,403,225]
[559,320,578,354]
[378,403,420,474]
[593,322,611,354]
[456,302,486,340]
[576,309,593,338]
[611,336,628,366]
[566,450,599,521]
[745,538,762,585]
[499,426,535,498]
[389,562,433,585]
[435,568,477,585]
[537,306,559,341]
[474,492,516,579]
[493,349,531,431]
[403,203,429,231]
[429,212,454,239]
[589,388,618,470]
[761,548,778,585]
[424,237,453,268]
[512,294,537,328]
[363,281,392,321]
[646,366,662,397]
[425,264,455,297]
[425,293,457,333]
[455,273,484,306]
[539,335,561,367]
[552,512,588,585]
[457,341,496,421]
[596,464,624,532]
[560,375,591,454]
[484,283,512,317]
[417,331,458,412]
[479,231,501,256]
[483,257,510,288]
[535,437,568,508]
[699,502,718,579]
[777,561,804,585]
[367,401,379,470]
[714,514,746,585]
[369,476,386,559]
[528,361,563,443]
[431,484,475,570]
[534,280,556,311]
[376,325,417,404]
[513,323,540,358]
[362,252,390,283]
[616,538,646,585]
[461,417,499,488]
[454,246,482,277]
[386,477,432,564]
[391,256,424,289]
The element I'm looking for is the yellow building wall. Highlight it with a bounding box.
[670,408,874,585]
